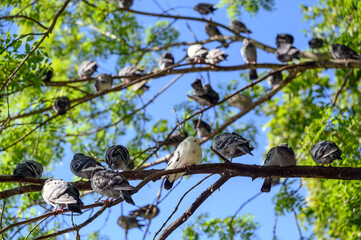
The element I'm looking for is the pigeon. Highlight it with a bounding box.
[118,66,148,91]
[261,143,296,192]
[331,43,361,60]
[229,19,252,34]
[91,170,137,204]
[227,93,252,110]
[117,216,144,230]
[187,44,209,64]
[156,131,189,148]
[241,39,258,80]
[194,3,216,15]
[77,60,98,79]
[276,33,294,48]
[42,179,84,213]
[212,132,254,161]
[267,71,283,88]
[70,153,105,180]
[119,0,133,9]
[94,74,113,93]
[158,52,175,70]
[163,136,203,190]
[13,160,43,178]
[275,43,300,62]
[188,79,219,106]
[53,96,71,115]
[311,140,342,166]
[192,119,212,139]
[205,48,228,65]
[105,145,131,171]
[39,68,53,82]
[205,22,225,43]
[130,204,160,220]
[308,38,324,50]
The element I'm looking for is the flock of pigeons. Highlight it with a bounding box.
[19,0,355,232]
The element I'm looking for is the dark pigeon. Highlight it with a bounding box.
[194,3,216,15]
[276,33,294,48]
[188,79,219,106]
[229,19,251,34]
[13,160,43,178]
[119,0,133,9]
[117,216,144,230]
[105,145,131,171]
[311,140,342,165]
[308,38,324,50]
[331,43,361,60]
[275,43,300,62]
[192,119,211,139]
[70,153,105,180]
[53,96,71,115]
[159,52,175,70]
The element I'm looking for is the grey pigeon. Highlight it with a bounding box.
[118,66,145,84]
[311,140,342,165]
[275,43,300,62]
[261,143,296,192]
[212,132,254,161]
[229,19,252,34]
[205,48,228,65]
[53,96,71,115]
[13,160,43,178]
[194,3,216,15]
[276,33,294,48]
[267,71,283,88]
[156,131,188,148]
[188,79,219,106]
[119,0,133,9]
[105,145,130,171]
[227,93,252,110]
[70,153,105,180]
[241,39,258,80]
[308,38,324,50]
[331,43,361,60]
[193,119,211,139]
[42,179,83,213]
[158,52,175,70]
[117,216,144,230]
[77,60,98,79]
[163,137,202,190]
[187,44,209,64]
[94,74,113,93]
[130,204,160,220]
[91,170,137,204]
[205,22,225,43]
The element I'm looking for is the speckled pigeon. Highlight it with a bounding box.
[130,204,160,220]
[331,43,361,60]
[13,160,43,179]
[194,3,216,15]
[241,39,258,80]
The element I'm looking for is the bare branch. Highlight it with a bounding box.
[0,15,48,30]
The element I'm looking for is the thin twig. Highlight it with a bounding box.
[0,15,48,30]
[332,68,353,107]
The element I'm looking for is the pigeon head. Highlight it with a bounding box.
[186,136,201,146]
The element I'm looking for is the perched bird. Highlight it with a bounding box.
[70,153,105,180]
[276,33,294,48]
[188,79,219,106]
[229,19,252,34]
[241,39,258,80]
[94,74,113,93]
[192,119,212,139]
[105,145,130,171]
[53,96,71,115]
[118,66,145,84]
[77,60,98,79]
[194,3,216,15]
[261,143,296,192]
[187,44,209,63]
[163,136,203,190]
[308,38,324,50]
[13,160,43,179]
[205,22,225,43]
[158,52,175,70]
[156,131,189,148]
[227,93,252,110]
[212,132,254,161]
[117,216,144,230]
[267,71,283,88]
[130,204,160,220]
[91,170,137,204]
[331,43,361,60]
[42,179,83,213]
[119,0,133,9]
[275,43,300,62]
[311,140,342,166]
[205,48,228,65]
[39,68,53,82]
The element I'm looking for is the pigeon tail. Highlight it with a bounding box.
[120,190,135,205]
[249,69,258,80]
[164,178,174,190]
[67,204,83,214]
[261,178,272,192]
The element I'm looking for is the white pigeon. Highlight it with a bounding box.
[261,143,296,192]
[77,60,98,79]
[163,136,203,190]
[187,44,209,63]
[227,93,252,110]
[205,48,228,65]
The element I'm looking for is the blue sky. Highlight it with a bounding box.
[10,0,321,239]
